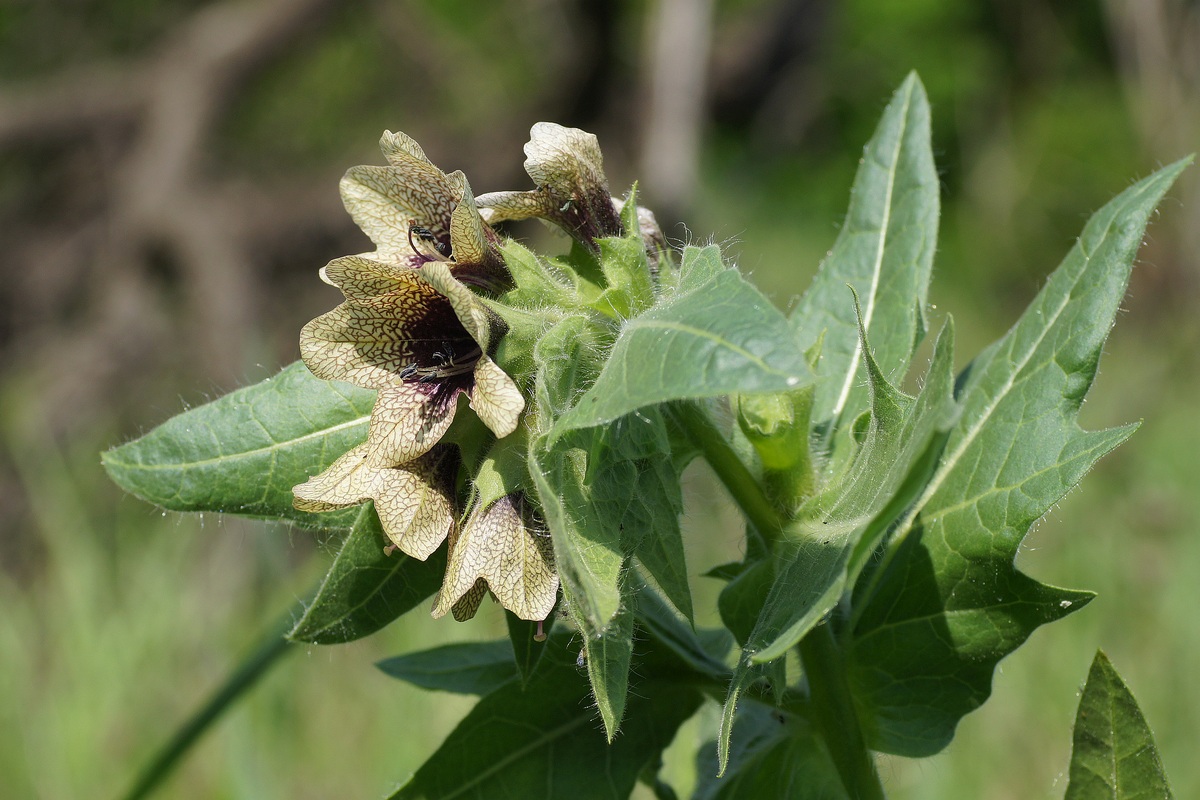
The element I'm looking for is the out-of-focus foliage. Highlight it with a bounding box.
[1,1,1197,799]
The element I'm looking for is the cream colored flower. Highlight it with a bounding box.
[475,122,624,248]
[432,492,558,622]
[341,130,507,289]
[293,444,457,560]
[301,257,525,467]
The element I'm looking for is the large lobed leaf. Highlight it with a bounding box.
[102,361,373,530]
[845,158,1191,756]
[791,71,938,450]
[1065,651,1173,799]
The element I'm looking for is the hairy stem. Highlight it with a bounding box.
[798,624,886,800]
[669,401,783,547]
[672,400,883,796]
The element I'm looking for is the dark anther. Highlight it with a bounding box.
[431,341,455,367]
[408,225,450,257]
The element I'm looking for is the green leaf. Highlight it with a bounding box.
[634,576,732,683]
[529,429,625,633]
[591,186,655,320]
[531,313,607,419]
[497,239,574,310]
[388,632,702,800]
[632,482,692,622]
[846,158,1191,756]
[530,411,686,638]
[506,608,556,688]
[1065,651,1173,800]
[552,245,814,437]
[376,640,516,695]
[744,315,958,664]
[717,657,787,776]
[696,703,846,800]
[102,361,373,530]
[791,72,937,449]
[527,314,623,634]
[287,505,444,644]
[592,232,651,319]
[578,575,636,741]
[718,556,773,647]
[616,413,692,622]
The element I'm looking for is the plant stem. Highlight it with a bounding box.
[798,623,886,800]
[669,401,783,547]
[673,400,882,797]
[119,613,297,800]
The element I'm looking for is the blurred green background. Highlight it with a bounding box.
[1,1,1197,798]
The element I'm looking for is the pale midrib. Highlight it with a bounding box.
[919,428,1128,527]
[893,177,1147,538]
[894,275,1078,540]
[302,505,405,638]
[108,415,370,471]
[829,87,912,423]
[848,183,1147,632]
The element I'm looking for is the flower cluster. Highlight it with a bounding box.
[292,123,660,624]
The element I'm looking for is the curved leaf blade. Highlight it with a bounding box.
[529,429,624,634]
[388,633,701,800]
[102,361,373,530]
[578,577,636,741]
[791,72,938,437]
[288,505,444,644]
[696,703,846,800]
[530,410,685,638]
[376,640,517,696]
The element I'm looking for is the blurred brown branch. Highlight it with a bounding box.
[1,0,348,440]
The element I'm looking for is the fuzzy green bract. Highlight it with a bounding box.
[102,73,1186,800]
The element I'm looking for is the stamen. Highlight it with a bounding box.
[534,619,547,642]
[431,341,455,367]
[408,225,453,262]
[398,346,483,384]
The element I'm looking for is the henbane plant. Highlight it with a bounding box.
[104,74,1186,799]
